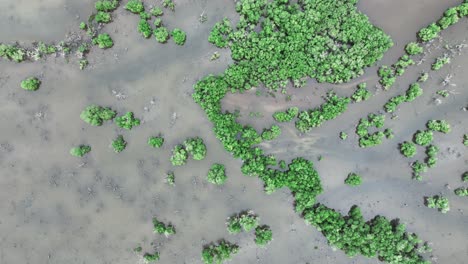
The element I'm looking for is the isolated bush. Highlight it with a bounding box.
[413,130,433,146]
[351,83,371,102]
[163,0,175,11]
[339,132,348,140]
[20,77,41,91]
[227,211,259,233]
[170,145,188,166]
[454,187,468,196]
[378,66,396,89]
[95,11,111,23]
[172,28,187,45]
[431,56,450,70]
[70,145,91,157]
[463,172,468,182]
[261,125,281,141]
[254,225,272,246]
[143,252,160,262]
[184,137,207,160]
[399,141,416,158]
[115,112,141,130]
[154,27,170,43]
[153,217,176,236]
[125,0,144,13]
[355,114,387,148]
[148,136,164,148]
[93,33,114,49]
[207,163,227,185]
[425,145,439,168]
[166,171,175,186]
[112,135,127,153]
[273,107,299,122]
[202,240,239,264]
[0,44,26,62]
[344,173,362,186]
[418,23,441,42]
[138,19,152,38]
[150,7,163,16]
[80,105,116,126]
[425,195,449,213]
[426,120,450,133]
[412,160,427,181]
[95,0,119,11]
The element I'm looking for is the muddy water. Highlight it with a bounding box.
[0,0,467,263]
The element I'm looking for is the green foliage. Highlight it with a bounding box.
[464,134,468,147]
[125,0,144,13]
[95,0,119,12]
[339,132,348,140]
[425,145,439,168]
[79,59,89,70]
[139,11,151,20]
[384,83,422,113]
[20,77,41,91]
[261,125,281,141]
[344,173,362,186]
[208,0,392,90]
[418,23,441,42]
[112,135,127,153]
[436,90,449,98]
[170,145,188,166]
[115,112,141,130]
[296,92,350,133]
[418,72,429,83]
[93,33,114,49]
[254,225,272,246]
[384,128,394,139]
[437,7,460,29]
[0,44,26,62]
[351,83,371,102]
[304,205,429,263]
[172,28,186,45]
[166,171,175,186]
[394,55,415,76]
[405,42,423,55]
[95,11,111,23]
[154,27,170,43]
[80,105,116,126]
[143,252,160,262]
[184,137,207,160]
[399,141,416,158]
[148,136,164,148]
[207,163,227,185]
[384,95,405,113]
[356,114,387,148]
[227,210,259,233]
[153,18,162,27]
[152,217,176,236]
[163,0,175,11]
[454,187,468,196]
[150,7,163,17]
[138,19,152,38]
[412,160,427,181]
[273,107,299,122]
[378,66,396,89]
[201,240,239,264]
[431,56,450,70]
[79,22,87,30]
[70,145,91,157]
[425,195,449,213]
[413,130,433,147]
[426,120,450,133]
[37,42,57,54]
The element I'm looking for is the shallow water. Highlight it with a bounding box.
[0,0,467,263]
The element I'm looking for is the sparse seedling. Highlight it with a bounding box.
[166,171,175,186]
[163,0,175,11]
[339,132,347,140]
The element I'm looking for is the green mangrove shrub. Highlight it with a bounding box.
[339,132,348,140]
[425,195,449,213]
[463,172,468,182]
[454,187,468,196]
[20,77,41,91]
[115,112,141,130]
[254,225,273,246]
[184,137,207,160]
[202,240,239,264]
[70,145,91,157]
[148,136,164,148]
[95,0,119,12]
[95,11,112,23]
[172,28,186,45]
[170,145,188,166]
[227,210,259,234]
[405,42,423,55]
[261,125,281,141]
[154,27,170,43]
[431,56,450,71]
[80,105,116,126]
[166,171,175,186]
[355,114,388,148]
[0,44,26,62]
[163,0,175,11]
[207,163,227,185]
[138,19,152,38]
[143,252,160,262]
[112,135,127,153]
[93,33,114,49]
[125,0,144,13]
[426,120,450,133]
[413,130,433,147]
[273,107,299,122]
[153,217,176,237]
[399,141,416,158]
[351,83,371,102]
[344,173,362,186]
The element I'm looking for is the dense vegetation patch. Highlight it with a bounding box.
[148,136,164,148]
[170,144,188,166]
[227,210,259,234]
[351,83,371,102]
[153,217,176,237]
[143,252,160,263]
[202,240,239,264]
[171,28,187,45]
[399,141,417,158]
[355,113,390,147]
[80,105,116,126]
[261,125,281,141]
[70,145,91,157]
[273,107,299,122]
[254,225,273,246]
[426,120,451,134]
[454,187,468,196]
[115,112,141,130]
[112,135,127,153]
[93,33,114,49]
[20,77,41,91]
[425,195,450,213]
[384,83,423,113]
[413,130,433,147]
[207,163,227,185]
[344,173,362,186]
[0,44,26,62]
[184,137,207,160]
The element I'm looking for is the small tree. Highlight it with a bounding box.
[172,28,187,45]
[170,145,188,166]
[70,145,91,157]
[399,141,416,158]
[112,135,127,153]
[148,136,164,148]
[80,105,116,126]
[345,173,362,186]
[207,163,227,185]
[254,225,273,246]
[21,77,41,91]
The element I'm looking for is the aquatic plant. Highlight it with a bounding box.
[70,145,91,157]
[172,28,186,45]
[202,240,239,264]
[125,0,144,13]
[405,42,423,55]
[112,135,127,153]
[20,77,41,91]
[295,92,350,133]
[431,56,450,71]
[153,217,176,236]
[426,120,450,134]
[170,145,188,166]
[207,163,227,185]
[399,142,416,158]
[154,27,170,43]
[148,136,164,148]
[413,130,433,147]
[254,225,272,246]
[273,107,299,122]
[344,173,362,186]
[351,83,371,102]
[138,19,153,38]
[115,112,141,130]
[80,105,116,126]
[184,137,207,160]
[93,33,114,49]
[425,195,449,213]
